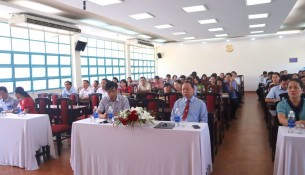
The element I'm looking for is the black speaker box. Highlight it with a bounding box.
[157,53,162,59]
[75,40,87,51]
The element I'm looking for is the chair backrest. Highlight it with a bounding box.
[207,85,219,94]
[56,98,73,125]
[68,93,79,105]
[35,97,51,114]
[268,84,278,92]
[202,92,220,113]
[142,98,166,114]
[89,93,100,114]
[37,93,48,98]
[128,98,138,108]
[279,93,288,101]
[208,112,216,163]
[142,92,159,99]
[48,93,60,105]
[164,92,182,110]
[130,84,138,94]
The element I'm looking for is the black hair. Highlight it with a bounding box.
[272,72,280,78]
[289,79,303,89]
[186,77,193,82]
[280,75,291,82]
[166,74,171,77]
[183,81,194,89]
[112,77,119,82]
[192,71,197,77]
[216,78,223,83]
[127,77,132,80]
[194,76,200,82]
[83,80,89,84]
[201,74,207,79]
[94,80,99,84]
[120,79,128,86]
[105,81,118,91]
[174,80,182,85]
[268,71,274,76]
[179,75,186,79]
[211,73,217,78]
[0,86,8,93]
[140,77,146,80]
[172,75,177,79]
[263,71,267,74]
[164,83,171,87]
[64,81,72,85]
[15,87,31,98]
[102,78,109,82]
[226,73,232,77]
[154,76,160,80]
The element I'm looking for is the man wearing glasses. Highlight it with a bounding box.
[62,81,77,97]
[97,81,130,118]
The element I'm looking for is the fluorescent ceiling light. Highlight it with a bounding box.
[250,30,264,34]
[137,34,152,39]
[248,13,269,19]
[215,34,228,37]
[88,0,122,6]
[129,13,154,20]
[81,19,108,27]
[277,30,302,35]
[252,38,256,40]
[172,32,186,35]
[208,28,224,32]
[154,24,173,29]
[246,0,271,6]
[153,39,167,43]
[182,5,207,13]
[121,30,138,35]
[198,19,217,24]
[278,36,283,38]
[249,24,266,28]
[183,37,196,40]
[226,40,230,42]
[203,38,224,41]
[202,42,206,44]
[14,1,61,13]
[104,25,138,35]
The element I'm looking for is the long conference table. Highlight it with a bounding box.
[71,119,212,175]
[0,113,56,170]
[273,126,305,175]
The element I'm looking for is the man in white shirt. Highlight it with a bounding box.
[96,78,109,98]
[137,77,151,93]
[79,80,94,102]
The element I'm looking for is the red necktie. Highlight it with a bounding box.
[182,100,190,121]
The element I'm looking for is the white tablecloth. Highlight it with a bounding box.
[273,126,305,175]
[71,119,212,175]
[0,113,56,170]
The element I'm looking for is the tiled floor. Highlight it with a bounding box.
[0,92,274,175]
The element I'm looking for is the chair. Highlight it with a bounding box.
[207,85,220,94]
[128,98,138,108]
[48,93,60,105]
[201,92,221,113]
[68,93,79,105]
[89,93,101,114]
[279,93,288,101]
[51,98,73,155]
[208,112,217,163]
[142,92,159,99]
[35,97,51,114]
[142,98,168,121]
[37,93,48,98]
[163,92,182,111]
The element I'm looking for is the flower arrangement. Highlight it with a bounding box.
[117,107,155,127]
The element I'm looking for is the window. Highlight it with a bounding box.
[0,22,72,93]
[80,36,126,83]
[130,46,155,80]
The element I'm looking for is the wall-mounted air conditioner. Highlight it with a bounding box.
[127,38,154,47]
[9,14,81,35]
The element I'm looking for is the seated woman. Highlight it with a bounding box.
[208,76,219,93]
[173,80,182,93]
[277,79,305,126]
[216,78,228,93]
[14,87,37,114]
[194,76,204,93]
[127,77,133,86]
[267,72,280,91]
[118,79,131,96]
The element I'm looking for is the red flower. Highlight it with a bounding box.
[128,110,139,121]
[119,118,128,125]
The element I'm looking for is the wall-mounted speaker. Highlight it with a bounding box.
[75,40,87,51]
[157,52,162,59]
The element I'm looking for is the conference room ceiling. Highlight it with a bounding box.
[1,0,305,43]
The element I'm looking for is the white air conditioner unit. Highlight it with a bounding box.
[9,14,81,35]
[127,38,154,47]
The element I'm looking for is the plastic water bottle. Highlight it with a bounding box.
[288,110,296,133]
[93,106,99,123]
[107,106,114,123]
[174,108,181,127]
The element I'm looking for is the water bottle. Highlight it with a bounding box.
[107,106,114,123]
[93,106,99,123]
[174,108,181,127]
[288,110,296,133]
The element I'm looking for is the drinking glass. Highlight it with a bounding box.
[295,124,305,134]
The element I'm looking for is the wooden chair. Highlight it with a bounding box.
[208,112,217,163]
[48,93,60,105]
[35,97,51,114]
[37,93,48,98]
[128,98,138,108]
[89,93,101,114]
[142,98,168,121]
[68,93,79,105]
[163,92,182,111]
[51,98,73,155]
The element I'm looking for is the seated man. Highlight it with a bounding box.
[79,80,94,102]
[153,75,164,89]
[62,81,77,97]
[137,77,151,93]
[97,81,130,118]
[163,83,172,94]
[164,74,174,85]
[92,80,100,93]
[0,86,18,111]
[170,81,208,122]
[96,78,109,98]
[265,75,290,103]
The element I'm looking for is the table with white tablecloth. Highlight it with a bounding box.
[71,119,212,175]
[0,113,56,170]
[273,126,305,175]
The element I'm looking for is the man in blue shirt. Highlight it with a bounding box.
[170,81,208,123]
[224,73,239,119]
[0,86,18,111]
[265,75,290,103]
[61,81,77,97]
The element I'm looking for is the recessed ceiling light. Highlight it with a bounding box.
[153,39,167,43]
[137,34,152,39]
[277,30,302,35]
[104,25,138,35]
[249,24,266,28]
[183,37,196,40]
[250,31,264,34]
[154,24,173,29]
[252,38,256,40]
[182,5,207,13]
[202,42,207,44]
[129,13,154,20]
[204,38,224,41]
[172,32,186,35]
[248,13,269,19]
[215,34,228,37]
[278,36,283,38]
[14,1,61,13]
[226,40,230,42]
[208,28,224,32]
[81,19,108,27]
[246,0,271,6]
[198,19,218,24]
[88,0,122,6]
